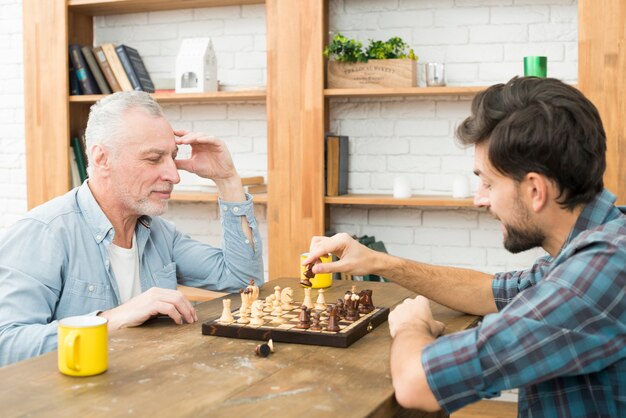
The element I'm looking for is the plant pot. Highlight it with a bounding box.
[327,59,417,89]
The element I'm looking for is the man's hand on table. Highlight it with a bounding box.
[389,296,443,412]
[98,287,198,331]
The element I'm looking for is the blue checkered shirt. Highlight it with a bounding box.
[422,189,626,417]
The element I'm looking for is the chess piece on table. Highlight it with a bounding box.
[247,279,260,302]
[325,307,340,332]
[295,305,311,329]
[218,299,234,323]
[310,312,322,331]
[345,293,360,321]
[280,287,294,311]
[351,285,357,294]
[250,300,265,326]
[302,287,314,310]
[273,285,282,304]
[237,306,250,324]
[358,289,375,314]
[314,288,326,310]
[263,295,274,313]
[336,298,345,318]
[240,288,252,316]
[271,297,284,317]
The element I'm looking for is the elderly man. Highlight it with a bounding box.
[304,77,626,417]
[0,91,263,366]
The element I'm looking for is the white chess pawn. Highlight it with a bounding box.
[273,285,281,302]
[271,297,283,316]
[237,307,250,324]
[314,288,326,311]
[218,299,234,323]
[302,287,314,310]
[263,295,275,313]
[250,300,265,326]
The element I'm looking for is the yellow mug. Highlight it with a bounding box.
[300,252,332,288]
[58,315,108,377]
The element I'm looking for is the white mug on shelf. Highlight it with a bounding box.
[393,176,412,199]
[452,175,471,198]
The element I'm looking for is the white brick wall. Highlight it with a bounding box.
[0,0,26,235]
[328,0,577,279]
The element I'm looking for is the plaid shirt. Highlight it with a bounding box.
[422,189,626,417]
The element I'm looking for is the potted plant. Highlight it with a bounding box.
[324,33,418,89]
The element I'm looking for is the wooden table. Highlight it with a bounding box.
[0,278,478,417]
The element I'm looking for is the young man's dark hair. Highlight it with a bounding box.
[456,76,606,209]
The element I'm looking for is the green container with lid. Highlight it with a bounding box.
[524,56,547,77]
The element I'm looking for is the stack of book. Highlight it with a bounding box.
[325,133,349,196]
[69,43,155,95]
[242,176,267,194]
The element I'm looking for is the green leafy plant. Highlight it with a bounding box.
[323,33,417,63]
[323,33,367,63]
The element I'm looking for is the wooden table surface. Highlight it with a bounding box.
[0,278,478,418]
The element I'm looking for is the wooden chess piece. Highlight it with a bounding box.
[345,293,360,321]
[300,263,315,287]
[247,279,260,302]
[218,299,234,323]
[295,306,311,329]
[240,288,252,316]
[263,295,274,313]
[271,297,284,317]
[325,307,340,332]
[358,289,375,314]
[314,288,326,310]
[310,312,322,331]
[336,299,345,318]
[273,285,281,302]
[280,287,295,311]
[250,300,265,326]
[302,287,314,310]
[237,307,250,324]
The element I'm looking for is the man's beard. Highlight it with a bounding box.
[501,197,545,254]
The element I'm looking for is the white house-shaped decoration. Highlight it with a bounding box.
[175,38,218,93]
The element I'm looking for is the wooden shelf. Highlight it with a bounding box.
[68,0,264,15]
[171,191,267,204]
[325,194,474,208]
[69,89,266,104]
[324,86,487,98]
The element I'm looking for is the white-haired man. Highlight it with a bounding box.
[0,91,263,366]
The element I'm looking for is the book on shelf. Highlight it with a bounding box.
[69,63,81,96]
[325,133,349,196]
[93,45,123,92]
[100,43,134,91]
[70,136,88,183]
[69,147,81,188]
[68,44,100,95]
[81,46,111,95]
[115,44,155,93]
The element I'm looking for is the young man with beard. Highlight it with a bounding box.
[0,92,263,366]
[304,77,626,416]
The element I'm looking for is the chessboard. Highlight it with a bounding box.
[203,283,390,348]
[202,304,389,348]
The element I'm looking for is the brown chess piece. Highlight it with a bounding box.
[295,305,311,329]
[310,312,322,331]
[345,293,360,322]
[325,307,340,332]
[358,289,375,314]
[336,298,345,318]
[300,263,315,287]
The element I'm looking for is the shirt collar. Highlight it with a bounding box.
[565,189,619,247]
[76,182,152,244]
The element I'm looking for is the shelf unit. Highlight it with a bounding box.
[172,191,267,204]
[69,89,267,104]
[22,0,626,279]
[325,194,473,208]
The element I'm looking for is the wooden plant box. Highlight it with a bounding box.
[327,59,417,89]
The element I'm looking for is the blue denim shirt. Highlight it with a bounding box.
[0,182,263,366]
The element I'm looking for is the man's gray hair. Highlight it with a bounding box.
[84,91,164,170]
